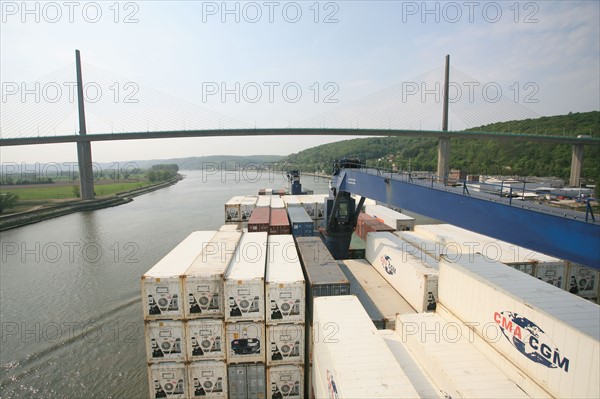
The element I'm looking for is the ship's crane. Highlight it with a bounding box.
[322,159,600,270]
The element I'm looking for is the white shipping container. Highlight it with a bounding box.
[241,196,258,222]
[395,313,530,399]
[266,235,305,325]
[225,196,244,223]
[256,196,271,208]
[534,262,567,288]
[312,296,420,398]
[148,362,187,399]
[266,323,304,366]
[377,330,444,399]
[226,321,266,364]
[567,262,599,300]
[187,361,227,399]
[142,231,216,320]
[218,224,240,232]
[312,194,327,220]
[145,320,185,363]
[439,254,600,398]
[282,195,302,208]
[366,232,439,312]
[270,197,285,209]
[298,195,317,219]
[224,232,268,322]
[267,364,303,399]
[186,319,225,362]
[183,231,243,318]
[340,259,415,329]
[365,204,415,231]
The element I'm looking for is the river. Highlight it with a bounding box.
[0,169,434,398]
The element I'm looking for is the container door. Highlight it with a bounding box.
[247,364,266,399]
[227,365,246,399]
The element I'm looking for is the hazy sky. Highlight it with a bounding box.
[1,0,599,163]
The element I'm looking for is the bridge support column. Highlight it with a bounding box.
[437,138,450,183]
[569,144,584,188]
[75,49,94,200]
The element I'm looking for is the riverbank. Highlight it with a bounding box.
[0,174,183,231]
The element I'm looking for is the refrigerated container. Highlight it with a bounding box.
[311,296,420,398]
[312,194,327,220]
[148,362,187,399]
[183,231,243,318]
[439,254,600,399]
[185,319,225,361]
[269,208,291,235]
[225,196,244,223]
[266,323,304,366]
[266,235,305,325]
[256,195,271,208]
[248,207,270,233]
[228,363,266,399]
[339,259,415,329]
[187,361,227,398]
[224,232,268,322]
[270,197,285,209]
[297,195,317,219]
[240,196,258,222]
[142,231,216,320]
[282,195,301,208]
[226,321,266,364]
[567,262,599,301]
[267,364,303,399]
[366,232,439,312]
[364,204,415,231]
[266,188,273,195]
[145,320,185,363]
[395,312,530,399]
[218,224,240,232]
[287,207,314,238]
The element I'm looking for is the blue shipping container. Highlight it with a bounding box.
[287,207,314,237]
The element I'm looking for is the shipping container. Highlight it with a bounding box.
[378,330,445,399]
[259,189,267,195]
[145,320,185,363]
[148,362,187,399]
[266,235,305,325]
[142,231,216,320]
[266,188,273,195]
[225,196,244,223]
[352,194,377,211]
[366,232,439,312]
[312,296,420,398]
[226,321,266,364]
[266,323,304,365]
[348,233,365,259]
[270,197,285,209]
[287,207,314,238]
[267,364,303,399]
[282,195,302,208]
[439,254,600,398]
[364,204,415,231]
[224,232,267,322]
[183,231,243,318]
[395,312,530,399]
[269,208,291,235]
[297,195,317,219]
[185,319,225,361]
[187,361,227,398]
[228,363,266,399]
[339,259,415,329]
[312,194,327,220]
[256,195,271,208]
[567,262,599,301]
[355,212,395,241]
[248,207,270,233]
[218,224,240,232]
[240,196,258,222]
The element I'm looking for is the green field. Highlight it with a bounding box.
[1,181,153,201]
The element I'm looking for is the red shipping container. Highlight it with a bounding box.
[356,212,377,240]
[269,208,291,235]
[248,207,270,232]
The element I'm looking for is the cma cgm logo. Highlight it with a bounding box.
[494,311,570,372]
[380,255,396,275]
[326,369,339,399]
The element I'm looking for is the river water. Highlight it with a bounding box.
[0,170,435,399]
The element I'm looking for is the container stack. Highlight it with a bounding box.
[183,229,243,399]
[365,231,439,312]
[240,196,258,222]
[364,204,415,231]
[265,235,306,399]
[224,232,269,398]
[287,207,314,238]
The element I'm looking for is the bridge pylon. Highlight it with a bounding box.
[75,50,94,200]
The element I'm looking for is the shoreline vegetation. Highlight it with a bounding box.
[0,174,182,231]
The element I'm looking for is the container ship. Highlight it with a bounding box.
[140,167,600,399]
